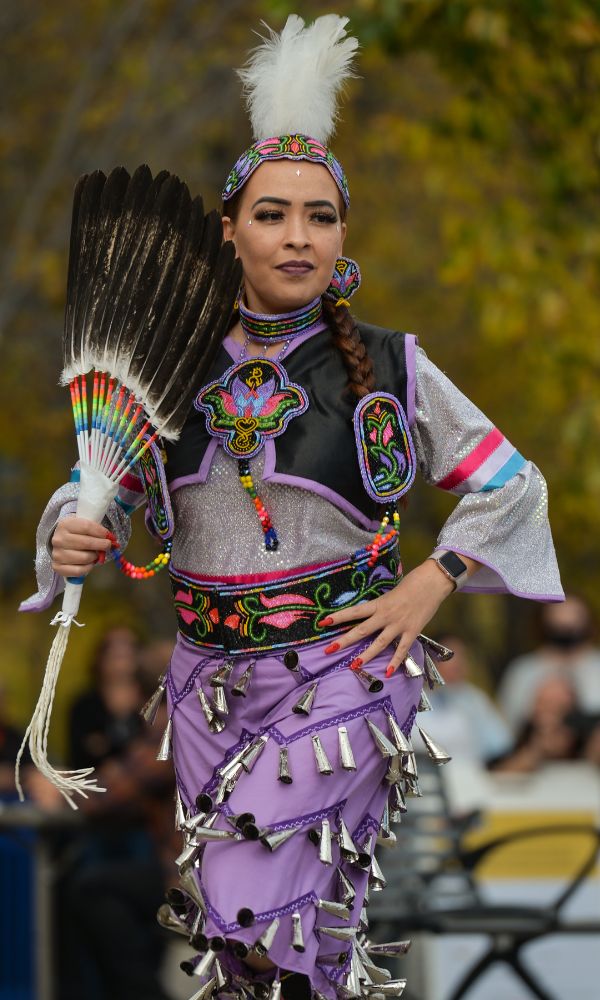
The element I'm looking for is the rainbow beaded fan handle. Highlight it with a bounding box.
[16,165,240,807]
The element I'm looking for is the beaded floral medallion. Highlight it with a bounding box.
[195,358,309,460]
[353,392,416,503]
[137,440,174,539]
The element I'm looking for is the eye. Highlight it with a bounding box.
[254,209,284,222]
[310,211,337,224]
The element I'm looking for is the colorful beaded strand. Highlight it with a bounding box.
[238,460,279,551]
[354,507,400,568]
[113,539,172,579]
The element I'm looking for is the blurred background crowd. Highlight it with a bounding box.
[2,1,600,998]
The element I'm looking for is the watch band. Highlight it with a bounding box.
[428,550,469,591]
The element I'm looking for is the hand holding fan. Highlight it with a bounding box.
[16,165,241,806]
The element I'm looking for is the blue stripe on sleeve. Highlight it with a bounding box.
[481,451,526,491]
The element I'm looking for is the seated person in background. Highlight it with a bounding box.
[497,594,600,734]
[490,675,585,772]
[424,632,512,765]
[68,625,144,771]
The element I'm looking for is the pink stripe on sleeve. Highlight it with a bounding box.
[437,427,504,491]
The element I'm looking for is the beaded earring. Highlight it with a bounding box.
[323,256,361,308]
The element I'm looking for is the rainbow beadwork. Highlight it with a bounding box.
[222,133,350,207]
[113,539,172,579]
[238,296,323,344]
[238,460,278,550]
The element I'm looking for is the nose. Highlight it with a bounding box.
[283,216,311,250]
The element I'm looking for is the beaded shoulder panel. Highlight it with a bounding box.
[353,392,416,503]
[137,439,174,539]
[194,358,309,459]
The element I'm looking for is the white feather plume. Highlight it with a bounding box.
[238,14,359,144]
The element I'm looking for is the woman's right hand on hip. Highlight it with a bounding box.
[51,516,113,578]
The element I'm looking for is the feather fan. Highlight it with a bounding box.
[16,165,241,807]
[238,13,358,144]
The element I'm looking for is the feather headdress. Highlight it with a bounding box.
[238,14,358,144]
[222,14,359,207]
[16,165,241,807]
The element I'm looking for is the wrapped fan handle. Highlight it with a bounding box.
[53,463,120,624]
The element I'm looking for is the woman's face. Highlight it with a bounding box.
[222,159,347,314]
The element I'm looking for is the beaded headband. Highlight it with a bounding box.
[222,133,350,208]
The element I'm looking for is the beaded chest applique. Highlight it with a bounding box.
[138,439,174,539]
[354,392,416,503]
[194,358,309,459]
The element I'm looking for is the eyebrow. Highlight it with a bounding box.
[250,196,337,211]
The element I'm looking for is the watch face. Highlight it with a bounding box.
[439,551,468,578]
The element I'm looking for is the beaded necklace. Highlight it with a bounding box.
[235,334,291,550]
[238,294,323,344]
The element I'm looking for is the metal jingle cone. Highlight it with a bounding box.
[278,746,293,784]
[385,755,403,786]
[376,828,397,849]
[166,886,192,914]
[402,653,423,679]
[222,762,243,797]
[293,682,318,716]
[366,981,406,997]
[253,917,280,956]
[209,934,226,952]
[232,940,250,959]
[140,673,166,724]
[156,717,173,761]
[196,792,214,814]
[418,632,454,661]
[365,719,397,758]
[193,950,217,978]
[190,907,206,942]
[291,911,305,952]
[318,925,356,942]
[336,867,356,908]
[338,817,360,863]
[384,713,412,755]
[269,981,282,1000]
[175,787,188,830]
[237,907,255,927]
[366,941,411,958]
[184,809,210,836]
[226,811,256,832]
[197,688,218,728]
[156,903,188,936]
[179,868,207,913]
[214,959,228,992]
[401,752,417,780]
[260,825,299,852]
[312,734,334,775]
[369,855,386,891]
[212,685,229,716]
[363,882,370,907]
[379,802,391,838]
[359,906,369,930]
[352,666,384,694]
[189,977,217,1000]
[209,659,235,688]
[241,734,268,772]
[317,952,349,967]
[390,781,407,815]
[338,726,357,771]
[209,715,226,735]
[317,898,351,921]
[250,982,270,1000]
[423,651,446,688]
[356,952,391,985]
[357,833,374,869]
[231,660,255,697]
[417,688,432,712]
[417,726,452,765]
[203,811,218,830]
[191,929,209,952]
[176,839,201,873]
[346,957,362,998]
[193,827,241,844]
[319,818,333,865]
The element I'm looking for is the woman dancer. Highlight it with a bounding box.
[29,14,562,1000]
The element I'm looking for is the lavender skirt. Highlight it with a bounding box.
[166,628,425,999]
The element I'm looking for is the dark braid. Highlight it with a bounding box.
[323,298,376,401]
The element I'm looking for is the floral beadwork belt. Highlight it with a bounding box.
[170,541,401,655]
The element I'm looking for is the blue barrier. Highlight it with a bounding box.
[0,828,35,1000]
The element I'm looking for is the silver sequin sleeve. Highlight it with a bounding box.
[19,480,132,613]
[413,346,563,600]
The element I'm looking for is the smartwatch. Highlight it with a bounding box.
[428,550,469,591]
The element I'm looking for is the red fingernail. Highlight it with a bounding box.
[321,617,334,627]
[350,658,363,671]
[106,531,117,543]
[385,665,395,678]
[325,642,340,654]
[97,551,106,565]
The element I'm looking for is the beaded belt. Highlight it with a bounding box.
[170,540,401,655]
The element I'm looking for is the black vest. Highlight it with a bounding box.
[164,321,410,521]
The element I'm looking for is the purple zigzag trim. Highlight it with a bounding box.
[167,656,213,704]
[402,704,417,735]
[201,881,319,932]
[352,813,380,846]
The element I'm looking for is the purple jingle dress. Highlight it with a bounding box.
[23,318,563,999]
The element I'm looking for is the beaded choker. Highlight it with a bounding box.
[238,295,323,344]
